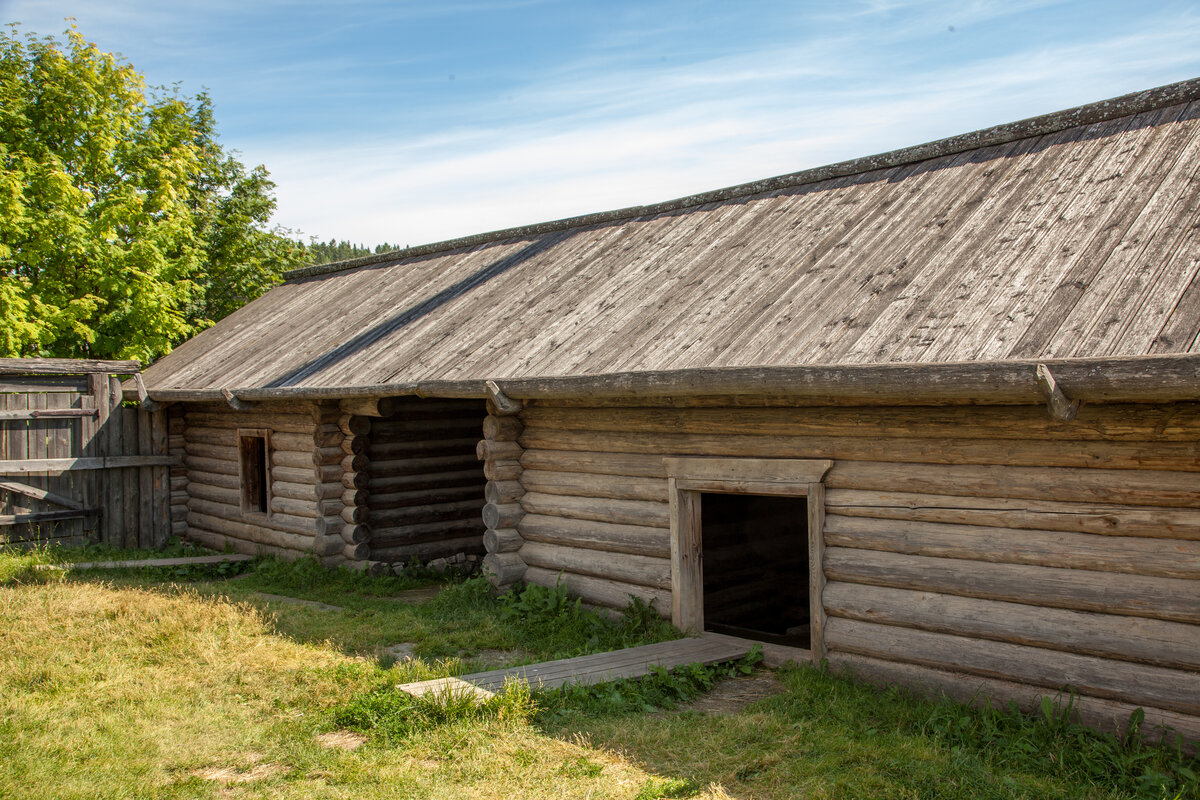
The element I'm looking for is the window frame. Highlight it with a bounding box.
[237,428,272,518]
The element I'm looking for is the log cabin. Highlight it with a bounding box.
[136,79,1200,743]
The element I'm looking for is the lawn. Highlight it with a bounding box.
[1,545,1196,799]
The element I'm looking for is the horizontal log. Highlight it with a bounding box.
[343,470,370,490]
[341,505,369,524]
[314,446,344,465]
[271,480,342,502]
[483,460,521,481]
[0,357,140,375]
[523,566,669,615]
[825,652,1200,750]
[826,490,1200,540]
[482,502,524,529]
[184,497,316,537]
[371,416,483,436]
[520,470,666,502]
[344,541,370,560]
[369,484,481,510]
[519,513,670,558]
[170,475,187,490]
[312,533,344,557]
[371,535,485,563]
[368,453,477,476]
[341,453,368,472]
[185,527,304,560]
[827,460,1200,509]
[477,439,523,462]
[824,547,1200,624]
[483,551,526,586]
[271,465,325,485]
[172,520,187,536]
[368,468,481,494]
[370,518,484,546]
[339,415,372,437]
[316,515,348,537]
[271,449,314,469]
[520,492,669,528]
[499,356,1200,405]
[520,449,667,478]
[483,415,523,442]
[186,510,314,552]
[823,516,1200,579]
[185,456,238,476]
[517,428,1200,472]
[0,455,179,474]
[521,403,1200,443]
[824,583,1200,672]
[341,523,371,544]
[182,426,237,446]
[342,487,369,506]
[371,499,482,527]
[339,397,394,418]
[484,480,523,505]
[171,506,188,522]
[269,496,324,519]
[368,438,479,460]
[184,442,237,461]
[484,527,523,553]
[187,482,241,506]
[184,412,315,434]
[825,617,1200,715]
[340,435,369,455]
[520,540,671,590]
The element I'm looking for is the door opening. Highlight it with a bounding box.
[700,493,810,648]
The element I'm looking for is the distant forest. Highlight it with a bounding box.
[302,239,400,265]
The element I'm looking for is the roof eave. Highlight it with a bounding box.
[130,353,1200,408]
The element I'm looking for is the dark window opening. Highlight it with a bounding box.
[701,493,809,648]
[239,433,269,514]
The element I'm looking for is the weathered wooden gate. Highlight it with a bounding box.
[0,359,176,549]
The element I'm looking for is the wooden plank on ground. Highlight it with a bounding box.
[397,632,750,698]
[65,554,255,569]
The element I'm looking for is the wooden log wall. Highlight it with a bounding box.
[480,403,526,589]
[168,406,187,540]
[182,401,342,560]
[365,398,487,564]
[516,400,1200,741]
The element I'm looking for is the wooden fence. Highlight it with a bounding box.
[0,359,177,549]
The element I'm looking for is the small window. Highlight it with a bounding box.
[238,429,270,515]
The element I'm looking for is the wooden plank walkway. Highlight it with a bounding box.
[38,554,254,570]
[398,632,751,700]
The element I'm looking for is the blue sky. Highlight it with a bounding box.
[4,1,1200,247]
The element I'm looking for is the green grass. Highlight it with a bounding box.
[1,546,1196,800]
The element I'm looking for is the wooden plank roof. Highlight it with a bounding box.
[144,79,1200,399]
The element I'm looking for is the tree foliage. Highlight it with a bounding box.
[302,238,399,266]
[0,24,304,362]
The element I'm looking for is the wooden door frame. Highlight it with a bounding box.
[664,457,833,664]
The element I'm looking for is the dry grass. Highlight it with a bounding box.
[0,575,720,799]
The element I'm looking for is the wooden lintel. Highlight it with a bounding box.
[221,388,255,412]
[485,380,523,416]
[0,409,98,421]
[0,479,85,510]
[0,455,180,475]
[1035,363,1080,422]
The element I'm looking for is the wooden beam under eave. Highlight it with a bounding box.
[0,358,141,376]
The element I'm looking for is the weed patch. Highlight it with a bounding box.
[331,679,535,743]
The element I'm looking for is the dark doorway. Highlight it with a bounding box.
[701,493,810,648]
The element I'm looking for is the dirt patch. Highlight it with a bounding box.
[383,642,417,662]
[316,731,367,750]
[252,592,343,611]
[464,648,528,669]
[389,585,443,603]
[672,672,786,715]
[194,763,287,784]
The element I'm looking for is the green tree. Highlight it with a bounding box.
[0,24,303,362]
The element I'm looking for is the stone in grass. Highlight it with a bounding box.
[427,558,449,573]
[315,731,367,751]
[384,642,418,661]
